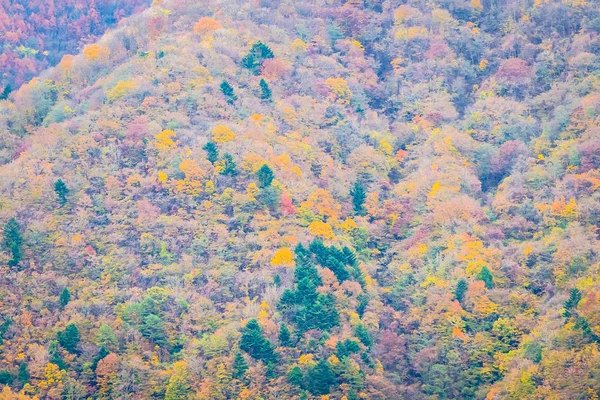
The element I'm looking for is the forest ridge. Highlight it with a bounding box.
[0,0,600,399]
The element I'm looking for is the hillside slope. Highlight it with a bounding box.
[0,0,600,399]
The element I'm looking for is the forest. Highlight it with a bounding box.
[0,0,599,399]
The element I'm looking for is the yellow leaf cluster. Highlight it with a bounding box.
[83,44,110,60]
[270,247,295,266]
[325,77,352,105]
[179,159,204,180]
[155,129,177,150]
[157,171,168,183]
[212,125,236,143]
[107,80,136,102]
[308,221,335,240]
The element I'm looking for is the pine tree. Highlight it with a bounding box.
[232,352,248,380]
[454,279,468,303]
[57,323,80,353]
[0,84,11,100]
[279,323,292,346]
[240,319,277,365]
[563,288,582,318]
[220,153,237,176]
[288,366,303,386]
[59,287,71,309]
[355,324,372,348]
[259,78,272,101]
[3,218,23,268]
[92,345,110,372]
[220,80,237,104]
[17,362,29,387]
[140,314,168,347]
[202,141,219,164]
[306,360,335,395]
[242,41,274,75]
[48,341,67,370]
[349,182,366,215]
[256,164,274,188]
[477,266,494,289]
[54,179,69,206]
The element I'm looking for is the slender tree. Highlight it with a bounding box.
[3,218,22,268]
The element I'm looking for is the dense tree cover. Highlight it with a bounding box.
[0,0,151,91]
[0,0,599,398]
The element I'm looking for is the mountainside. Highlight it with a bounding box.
[0,0,151,93]
[0,0,600,399]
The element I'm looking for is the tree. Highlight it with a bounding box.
[96,324,118,349]
[306,360,336,395]
[349,182,367,215]
[477,266,494,289]
[48,341,67,370]
[3,218,23,268]
[242,41,274,75]
[256,164,274,188]
[232,352,248,380]
[240,319,278,366]
[279,323,292,346]
[220,80,237,104]
[0,370,13,385]
[59,287,71,309]
[140,314,167,347]
[355,324,372,347]
[218,153,237,176]
[260,78,272,101]
[288,366,303,386]
[454,279,468,303]
[0,84,12,101]
[203,141,219,164]
[57,323,80,353]
[563,288,582,318]
[165,361,191,400]
[17,362,29,387]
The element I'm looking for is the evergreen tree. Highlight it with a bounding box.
[288,366,303,386]
[240,319,278,366]
[220,153,237,176]
[477,266,494,289]
[454,279,468,303]
[202,141,219,164]
[259,78,272,101]
[220,80,237,104]
[140,314,168,347]
[54,179,69,206]
[256,164,274,188]
[59,287,71,309]
[17,362,29,387]
[355,324,372,348]
[57,323,80,353]
[563,288,583,318]
[242,41,274,75]
[349,182,367,215]
[3,218,23,268]
[232,352,249,380]
[336,339,360,358]
[0,84,11,100]
[48,341,67,370]
[306,360,335,395]
[0,370,13,385]
[91,345,109,372]
[279,323,292,347]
